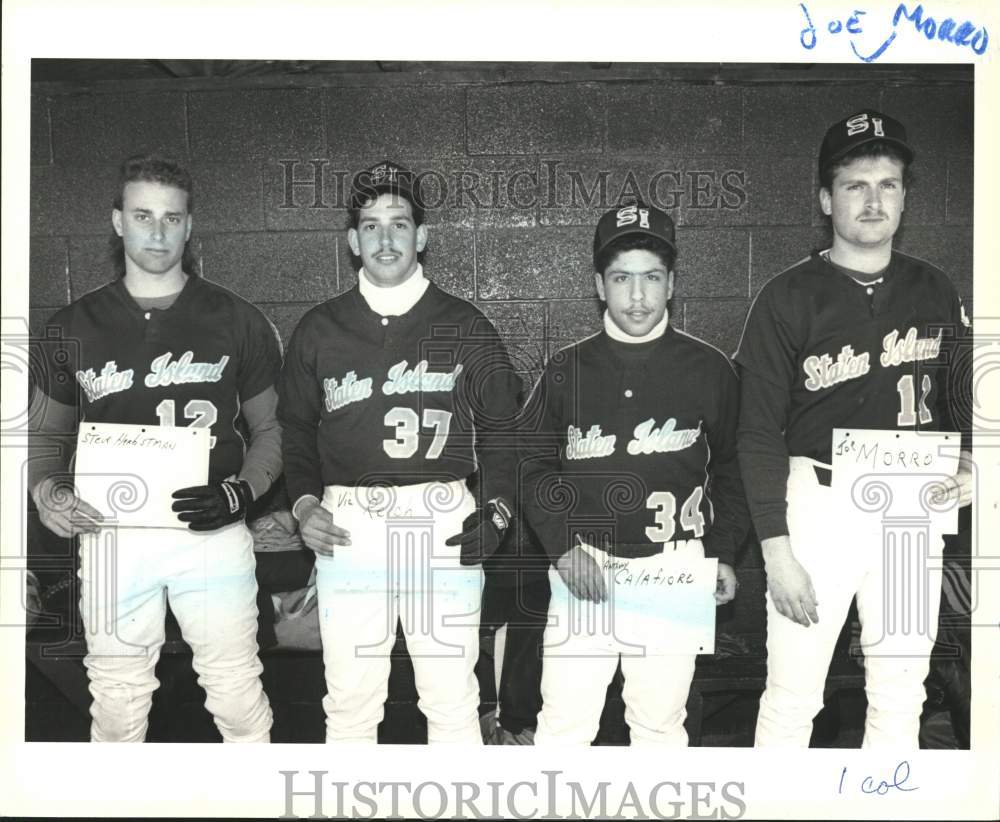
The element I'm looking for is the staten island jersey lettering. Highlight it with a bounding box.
[627,418,703,456]
[803,345,871,391]
[880,327,943,367]
[566,424,617,460]
[382,360,464,395]
[76,360,135,402]
[324,370,374,411]
[145,351,230,388]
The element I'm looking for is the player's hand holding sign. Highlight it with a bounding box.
[445,496,513,565]
[171,479,254,532]
[761,535,819,627]
[32,475,104,538]
[555,543,607,604]
[295,497,352,557]
[714,562,738,606]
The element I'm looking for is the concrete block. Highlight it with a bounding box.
[467,84,603,155]
[413,157,541,228]
[189,162,264,233]
[742,85,882,155]
[50,92,187,165]
[476,227,594,301]
[475,300,548,379]
[29,238,69,307]
[547,298,602,354]
[31,95,50,166]
[606,85,741,155]
[881,85,973,158]
[188,90,258,161]
[68,235,114,299]
[264,158,347,232]
[324,86,466,159]
[895,225,972,298]
[750,226,831,296]
[190,88,327,161]
[902,154,948,226]
[674,228,749,299]
[200,232,337,303]
[31,165,117,236]
[946,158,973,225]
[258,89,326,159]
[540,157,810,228]
[682,299,750,358]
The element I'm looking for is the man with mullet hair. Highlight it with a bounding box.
[29,153,281,742]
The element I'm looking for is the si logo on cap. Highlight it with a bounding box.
[845,112,886,138]
[616,204,650,229]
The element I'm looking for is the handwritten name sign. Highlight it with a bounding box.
[547,551,718,656]
[74,422,210,528]
[831,428,960,532]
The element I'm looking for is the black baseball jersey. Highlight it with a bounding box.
[734,249,970,540]
[518,326,749,566]
[278,283,521,505]
[36,276,283,486]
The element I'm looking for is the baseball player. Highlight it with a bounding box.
[29,154,280,742]
[519,202,749,746]
[278,160,521,744]
[735,110,973,748]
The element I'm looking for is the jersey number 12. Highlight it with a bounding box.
[896,374,932,426]
[156,399,218,448]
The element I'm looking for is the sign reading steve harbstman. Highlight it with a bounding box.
[74,422,210,528]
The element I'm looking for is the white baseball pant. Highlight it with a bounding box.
[78,521,272,742]
[755,456,944,748]
[534,540,705,746]
[314,479,483,744]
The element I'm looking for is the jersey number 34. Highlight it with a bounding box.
[645,487,706,542]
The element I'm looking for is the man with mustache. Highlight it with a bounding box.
[735,111,973,747]
[278,161,521,744]
[518,202,748,745]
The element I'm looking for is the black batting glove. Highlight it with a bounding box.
[171,479,253,532]
[446,497,513,565]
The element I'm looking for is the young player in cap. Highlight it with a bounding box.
[278,160,521,744]
[519,202,748,745]
[735,110,973,747]
[29,154,280,742]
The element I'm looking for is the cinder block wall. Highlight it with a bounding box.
[29,65,973,389]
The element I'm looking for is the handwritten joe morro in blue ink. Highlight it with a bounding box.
[799,3,988,61]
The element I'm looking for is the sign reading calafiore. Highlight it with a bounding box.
[547,546,719,657]
[74,422,210,528]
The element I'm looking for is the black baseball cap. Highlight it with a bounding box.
[819,110,915,175]
[350,160,422,212]
[593,202,676,270]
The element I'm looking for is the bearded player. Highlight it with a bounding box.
[29,154,280,742]
[278,161,521,744]
[519,202,748,746]
[735,111,973,748]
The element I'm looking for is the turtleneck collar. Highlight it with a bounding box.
[358,264,429,316]
[602,309,669,344]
